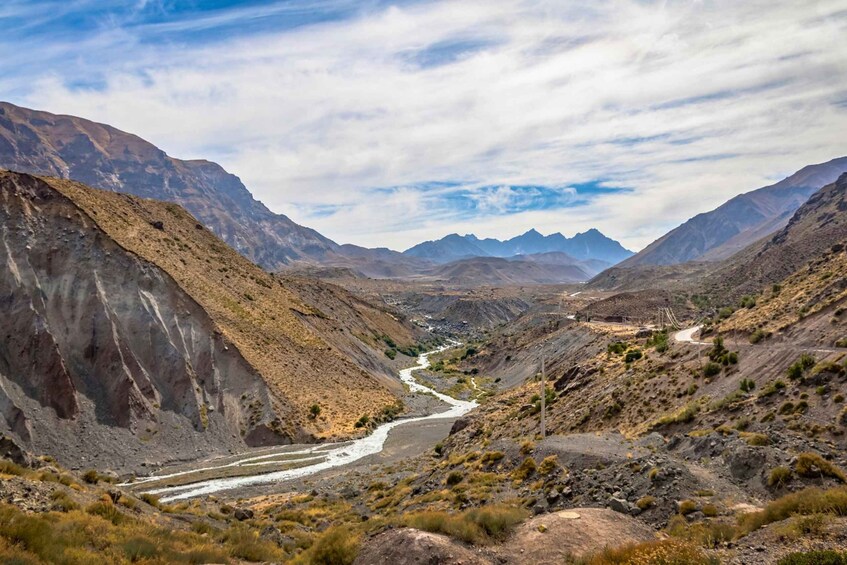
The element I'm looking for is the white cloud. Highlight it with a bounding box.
[4,0,847,251]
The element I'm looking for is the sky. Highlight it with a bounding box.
[1,0,846,251]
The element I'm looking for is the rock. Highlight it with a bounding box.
[725,445,766,480]
[449,417,471,435]
[609,497,629,514]
[149,220,165,230]
[233,508,254,521]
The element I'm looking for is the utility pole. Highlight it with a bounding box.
[540,356,546,439]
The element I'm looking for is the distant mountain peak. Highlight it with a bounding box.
[404,227,632,265]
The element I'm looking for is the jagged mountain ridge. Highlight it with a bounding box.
[404,228,633,264]
[617,156,847,268]
[0,170,416,471]
[0,101,383,270]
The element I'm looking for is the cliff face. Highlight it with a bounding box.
[0,171,410,471]
[0,101,338,269]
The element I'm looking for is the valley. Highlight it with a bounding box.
[1,110,846,564]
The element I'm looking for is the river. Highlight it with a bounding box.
[129,345,477,502]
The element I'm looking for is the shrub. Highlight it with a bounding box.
[434,443,444,456]
[446,471,464,487]
[739,378,755,393]
[49,491,79,512]
[702,504,718,517]
[586,539,713,564]
[309,525,360,565]
[222,526,284,562]
[648,331,669,353]
[749,329,769,344]
[740,295,757,309]
[538,455,560,476]
[511,457,537,481]
[741,432,769,446]
[813,361,846,377]
[140,493,160,508]
[309,404,321,419]
[795,453,847,482]
[402,504,527,545]
[636,495,656,510]
[788,354,817,381]
[480,451,504,465]
[85,501,128,525]
[678,499,697,515]
[624,349,643,363]
[607,341,627,355]
[384,349,396,360]
[81,469,100,484]
[122,536,158,562]
[354,414,370,428]
[769,466,792,488]
[0,460,26,476]
[737,486,847,534]
[703,362,721,378]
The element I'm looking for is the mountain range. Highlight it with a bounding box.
[404,228,633,265]
[617,156,847,268]
[0,101,633,283]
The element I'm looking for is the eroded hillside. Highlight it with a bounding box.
[0,171,418,471]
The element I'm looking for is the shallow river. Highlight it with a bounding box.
[129,345,477,502]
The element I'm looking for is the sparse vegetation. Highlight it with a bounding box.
[795,452,847,483]
[402,505,527,545]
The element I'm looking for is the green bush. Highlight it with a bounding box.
[384,349,396,360]
[624,349,643,363]
[446,471,464,486]
[749,329,769,344]
[703,362,721,377]
[607,341,627,355]
[740,378,755,393]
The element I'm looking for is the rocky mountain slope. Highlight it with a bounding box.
[0,170,418,472]
[702,172,847,304]
[0,101,415,273]
[617,157,847,268]
[404,228,633,265]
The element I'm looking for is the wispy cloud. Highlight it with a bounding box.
[2,0,846,250]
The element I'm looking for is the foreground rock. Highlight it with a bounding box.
[354,528,489,565]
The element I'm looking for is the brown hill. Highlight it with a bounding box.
[0,170,416,471]
[618,157,847,268]
[426,254,594,286]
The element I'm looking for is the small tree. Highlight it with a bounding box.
[309,404,321,419]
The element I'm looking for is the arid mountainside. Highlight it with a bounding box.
[0,171,417,472]
[0,101,397,271]
[617,157,847,268]
[702,173,847,304]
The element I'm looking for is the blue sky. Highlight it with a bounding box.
[2,0,846,250]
